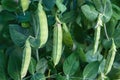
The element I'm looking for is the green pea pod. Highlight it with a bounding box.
[21,39,31,78]
[62,23,73,48]
[21,0,30,13]
[52,22,62,66]
[93,14,102,55]
[104,39,116,75]
[32,3,48,48]
[93,26,101,55]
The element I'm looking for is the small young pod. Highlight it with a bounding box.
[93,26,101,55]
[52,22,62,66]
[21,0,30,13]
[93,14,102,55]
[21,39,31,78]
[104,39,116,75]
[62,23,73,48]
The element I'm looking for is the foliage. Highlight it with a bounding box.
[0,0,120,80]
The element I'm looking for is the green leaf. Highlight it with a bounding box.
[61,11,77,23]
[83,61,100,79]
[17,12,31,22]
[102,39,112,49]
[81,4,98,21]
[43,0,56,10]
[101,0,113,23]
[92,0,103,12]
[9,24,29,47]
[114,28,120,48]
[30,73,45,80]
[56,0,66,13]
[0,50,7,80]
[56,74,66,80]
[0,10,16,22]
[28,57,37,75]
[8,47,22,80]
[106,17,117,38]
[63,53,79,76]
[86,49,103,63]
[76,45,86,62]
[112,4,120,20]
[98,59,106,73]
[36,58,48,74]
[1,0,19,12]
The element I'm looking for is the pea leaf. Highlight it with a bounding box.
[61,11,77,23]
[86,49,103,63]
[92,0,103,12]
[1,0,19,12]
[36,58,48,74]
[17,12,31,23]
[0,10,16,22]
[0,50,7,80]
[56,0,66,13]
[56,74,66,80]
[28,57,37,75]
[101,0,113,23]
[76,45,86,62]
[8,47,22,80]
[63,53,79,76]
[114,28,120,48]
[9,24,29,47]
[30,73,45,80]
[42,0,56,10]
[81,4,98,21]
[112,4,120,20]
[83,61,100,79]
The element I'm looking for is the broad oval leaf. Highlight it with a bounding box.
[86,50,103,63]
[92,0,103,12]
[81,4,98,21]
[30,73,45,80]
[114,28,120,48]
[0,10,16,22]
[101,0,113,23]
[76,45,86,62]
[43,0,56,10]
[0,50,7,80]
[8,47,22,80]
[56,74,66,80]
[56,0,66,13]
[9,24,29,47]
[83,61,100,79]
[28,57,37,75]
[112,4,120,20]
[63,53,79,76]
[36,58,48,74]
[1,0,19,12]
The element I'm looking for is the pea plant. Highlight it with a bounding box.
[0,0,120,80]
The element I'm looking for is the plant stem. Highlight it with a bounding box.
[104,24,110,40]
[36,49,39,62]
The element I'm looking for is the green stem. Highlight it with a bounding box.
[36,49,39,62]
[104,24,109,40]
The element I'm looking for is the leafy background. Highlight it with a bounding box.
[0,0,120,80]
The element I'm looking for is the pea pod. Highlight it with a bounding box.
[21,39,31,78]
[21,0,30,13]
[62,23,73,48]
[93,14,102,55]
[32,3,48,48]
[104,39,116,75]
[52,22,62,66]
